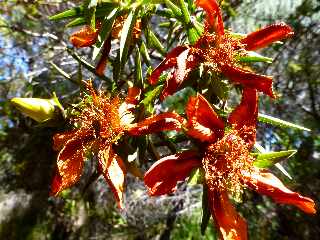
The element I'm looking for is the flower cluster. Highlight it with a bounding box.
[12,0,316,239]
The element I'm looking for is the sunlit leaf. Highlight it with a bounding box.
[145,28,166,56]
[49,6,84,21]
[188,167,205,185]
[119,9,139,70]
[238,51,273,63]
[253,150,297,168]
[92,8,118,60]
[140,85,163,114]
[258,113,311,131]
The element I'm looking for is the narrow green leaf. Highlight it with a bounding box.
[238,51,273,63]
[187,27,200,44]
[188,168,205,185]
[164,0,183,18]
[146,29,166,56]
[258,113,311,131]
[66,17,86,28]
[89,7,96,29]
[135,47,143,88]
[140,85,163,114]
[253,150,297,168]
[49,6,84,21]
[119,9,138,68]
[92,8,118,60]
[253,143,293,179]
[201,185,211,235]
[140,41,151,66]
[178,0,191,24]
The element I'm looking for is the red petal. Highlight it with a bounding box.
[125,87,141,105]
[195,0,224,36]
[98,145,126,209]
[69,22,101,48]
[149,46,188,85]
[53,130,78,151]
[51,130,92,195]
[160,49,199,100]
[127,112,185,136]
[243,169,316,214]
[95,36,112,76]
[220,64,275,98]
[144,151,201,195]
[210,190,248,240]
[228,88,258,147]
[241,22,294,51]
[186,94,224,142]
[50,166,62,196]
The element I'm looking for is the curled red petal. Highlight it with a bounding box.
[95,36,112,76]
[144,151,201,196]
[186,94,224,142]
[241,22,294,51]
[209,190,248,240]
[53,129,78,151]
[127,112,186,136]
[220,64,275,98]
[51,131,91,195]
[228,88,258,147]
[195,0,224,36]
[125,86,141,105]
[149,46,189,85]
[98,145,126,209]
[50,166,63,196]
[70,22,101,48]
[243,169,316,214]
[160,49,199,100]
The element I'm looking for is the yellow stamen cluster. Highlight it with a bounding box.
[73,82,124,144]
[202,130,254,197]
[194,32,245,73]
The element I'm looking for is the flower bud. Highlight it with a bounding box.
[11,95,64,123]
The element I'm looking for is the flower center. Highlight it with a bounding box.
[202,131,254,197]
[194,32,245,73]
[74,83,124,144]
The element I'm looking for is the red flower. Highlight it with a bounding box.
[149,0,294,100]
[51,81,184,208]
[69,22,102,48]
[144,90,316,239]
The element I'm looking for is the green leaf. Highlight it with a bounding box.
[135,47,143,88]
[258,113,311,132]
[140,85,163,114]
[140,41,151,66]
[188,168,205,185]
[92,8,118,60]
[253,150,297,168]
[178,0,191,24]
[66,17,86,28]
[238,51,273,63]
[201,185,211,235]
[49,6,84,21]
[119,9,139,71]
[164,0,182,18]
[145,28,166,56]
[187,27,200,44]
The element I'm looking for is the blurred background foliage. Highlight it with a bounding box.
[0,0,319,239]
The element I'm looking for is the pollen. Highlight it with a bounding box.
[194,32,245,73]
[73,82,124,144]
[202,130,254,197]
